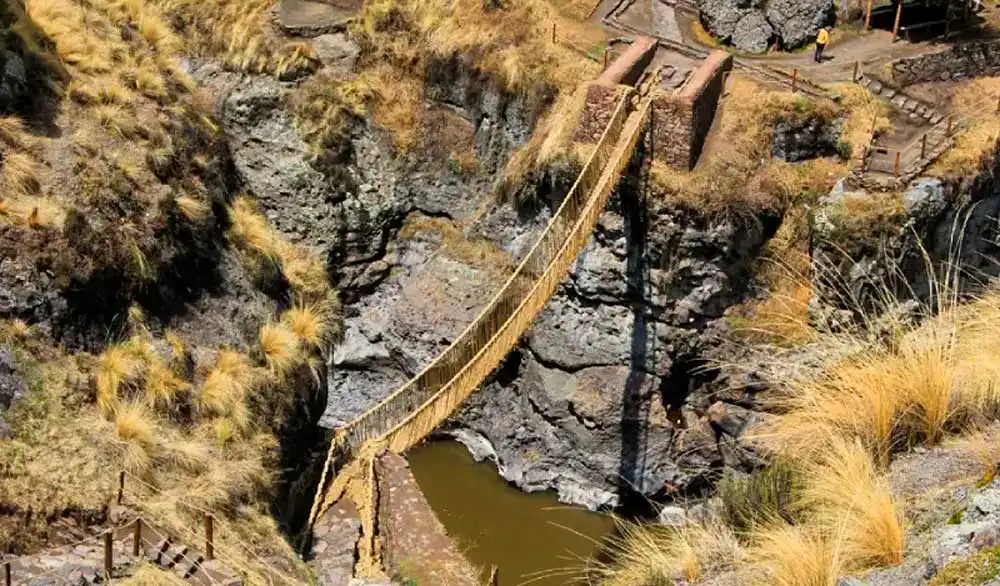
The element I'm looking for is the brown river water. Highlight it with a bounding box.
[407,441,616,586]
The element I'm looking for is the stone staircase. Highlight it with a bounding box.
[853,72,956,187]
[3,519,240,586]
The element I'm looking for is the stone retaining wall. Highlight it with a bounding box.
[375,454,480,586]
[597,36,658,87]
[652,49,733,170]
[890,38,1000,86]
[573,37,656,145]
[573,83,632,143]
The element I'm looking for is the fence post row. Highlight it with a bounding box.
[117,471,125,505]
[892,0,903,41]
[4,561,10,586]
[893,151,901,176]
[103,531,113,580]
[921,133,927,159]
[853,61,860,83]
[133,519,142,557]
[205,514,215,561]
[790,68,798,92]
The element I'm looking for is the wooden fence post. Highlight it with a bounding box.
[488,565,499,586]
[996,95,999,113]
[791,68,798,92]
[921,134,927,159]
[5,561,11,586]
[103,531,113,580]
[947,115,953,135]
[117,471,125,505]
[893,151,901,176]
[133,519,142,557]
[865,0,874,30]
[853,61,860,82]
[892,0,903,41]
[551,22,556,44]
[603,49,609,71]
[205,514,214,560]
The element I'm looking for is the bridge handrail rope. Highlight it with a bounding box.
[376,99,650,456]
[308,92,638,526]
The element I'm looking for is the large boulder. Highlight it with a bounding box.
[699,0,755,42]
[766,0,835,49]
[732,11,775,54]
[698,0,834,52]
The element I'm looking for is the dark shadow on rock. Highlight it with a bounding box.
[617,121,657,517]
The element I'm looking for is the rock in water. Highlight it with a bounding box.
[766,0,835,49]
[732,11,774,54]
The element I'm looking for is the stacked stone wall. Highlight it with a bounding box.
[573,83,631,143]
[652,49,733,170]
[890,38,1000,86]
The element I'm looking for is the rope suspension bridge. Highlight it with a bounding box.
[305,90,654,565]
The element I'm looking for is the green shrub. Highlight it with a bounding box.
[718,462,801,533]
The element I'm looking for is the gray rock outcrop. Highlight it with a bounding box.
[765,0,834,49]
[322,157,779,508]
[0,346,27,438]
[811,146,1000,325]
[771,114,844,162]
[0,51,27,111]
[731,12,774,54]
[698,0,833,52]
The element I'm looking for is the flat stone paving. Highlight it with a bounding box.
[310,499,363,586]
[277,0,360,36]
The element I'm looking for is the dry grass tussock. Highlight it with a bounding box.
[749,525,843,586]
[0,0,242,308]
[227,195,339,306]
[1,329,314,585]
[756,292,1000,465]
[398,213,514,278]
[493,82,620,201]
[651,77,847,218]
[357,0,601,93]
[929,77,1000,178]
[290,0,601,154]
[829,82,892,162]
[726,208,815,346]
[118,564,190,586]
[799,438,905,568]
[588,517,745,585]
[140,0,318,77]
[601,287,1000,584]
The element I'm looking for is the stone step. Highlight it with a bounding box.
[165,545,189,570]
[176,554,204,580]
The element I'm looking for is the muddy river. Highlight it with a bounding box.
[408,441,615,586]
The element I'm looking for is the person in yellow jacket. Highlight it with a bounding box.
[815,27,830,63]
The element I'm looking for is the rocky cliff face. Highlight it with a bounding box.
[209,41,785,509]
[449,157,779,509]
[811,145,1000,328]
[314,134,779,509]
